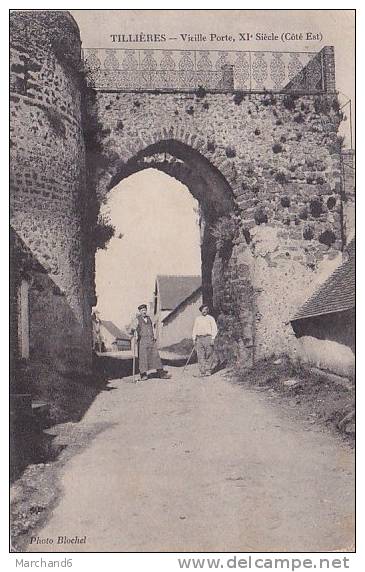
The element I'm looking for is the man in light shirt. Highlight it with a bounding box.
[192,304,218,377]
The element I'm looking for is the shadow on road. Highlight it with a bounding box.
[94,354,134,381]
[10,422,66,483]
[10,352,200,483]
[94,352,196,380]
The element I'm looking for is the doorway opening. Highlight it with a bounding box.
[94,168,205,354]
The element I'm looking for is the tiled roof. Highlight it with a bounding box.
[292,239,355,321]
[157,275,201,310]
[163,286,202,324]
[101,321,130,340]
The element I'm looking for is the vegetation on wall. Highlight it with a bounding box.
[215,312,247,364]
[211,215,238,245]
[92,213,115,251]
[210,214,238,262]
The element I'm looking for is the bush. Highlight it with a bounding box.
[211,216,239,263]
[93,213,115,250]
[211,214,237,240]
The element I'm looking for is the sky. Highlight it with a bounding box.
[95,169,201,329]
[73,10,355,328]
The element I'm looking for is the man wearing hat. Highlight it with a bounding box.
[192,304,218,377]
[131,304,171,381]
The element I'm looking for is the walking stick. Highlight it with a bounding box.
[132,333,137,383]
[182,345,196,375]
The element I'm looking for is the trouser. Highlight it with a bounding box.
[195,335,213,374]
[138,340,163,374]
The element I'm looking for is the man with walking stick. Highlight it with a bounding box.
[130,304,171,382]
[192,304,218,377]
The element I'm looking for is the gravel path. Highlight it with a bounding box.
[27,365,354,552]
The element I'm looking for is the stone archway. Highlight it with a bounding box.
[105,140,236,311]
[9,9,348,415]
[92,139,246,349]
[84,85,345,369]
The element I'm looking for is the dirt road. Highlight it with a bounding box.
[27,365,354,552]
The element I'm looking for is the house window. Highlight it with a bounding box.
[17,279,30,359]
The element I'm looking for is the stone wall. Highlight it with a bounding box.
[10,11,92,393]
[10,9,346,386]
[342,149,355,241]
[89,89,344,364]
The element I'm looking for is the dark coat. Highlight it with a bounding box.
[136,315,162,373]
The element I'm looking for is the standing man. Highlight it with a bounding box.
[131,304,171,381]
[192,304,218,377]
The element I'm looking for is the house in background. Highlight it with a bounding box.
[100,320,131,352]
[152,275,202,349]
[290,239,355,378]
[112,334,131,352]
[161,286,203,350]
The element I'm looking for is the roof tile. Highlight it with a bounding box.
[292,240,355,321]
[157,275,201,310]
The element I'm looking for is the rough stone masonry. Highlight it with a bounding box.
[10,10,350,415]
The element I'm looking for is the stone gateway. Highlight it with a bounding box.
[10,10,352,419]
